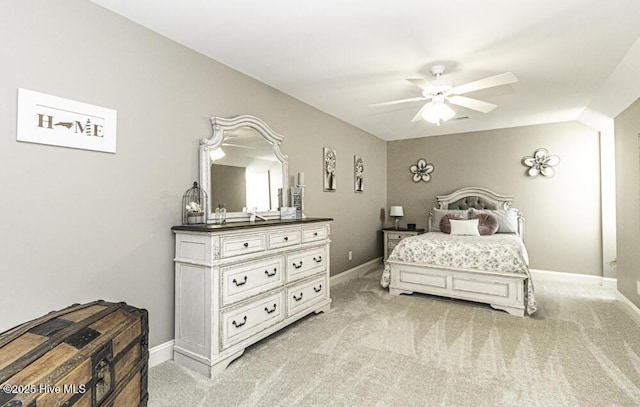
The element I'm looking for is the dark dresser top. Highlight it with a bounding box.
[172,217,333,232]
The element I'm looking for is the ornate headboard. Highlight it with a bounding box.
[430,187,525,239]
[437,187,513,210]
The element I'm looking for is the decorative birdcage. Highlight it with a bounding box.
[182,181,207,225]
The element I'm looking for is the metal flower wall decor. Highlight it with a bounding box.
[410,158,435,182]
[522,148,560,178]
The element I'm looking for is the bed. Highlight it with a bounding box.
[380,187,537,316]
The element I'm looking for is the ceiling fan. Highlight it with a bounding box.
[371,65,517,125]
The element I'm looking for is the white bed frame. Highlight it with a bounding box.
[381,187,528,316]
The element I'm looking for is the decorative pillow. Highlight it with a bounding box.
[449,219,480,236]
[431,209,469,232]
[439,213,465,234]
[469,208,519,234]
[473,213,499,235]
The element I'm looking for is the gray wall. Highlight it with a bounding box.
[387,121,603,275]
[0,1,386,347]
[615,97,640,308]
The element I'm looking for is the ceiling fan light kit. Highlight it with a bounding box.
[372,65,518,125]
[421,101,456,125]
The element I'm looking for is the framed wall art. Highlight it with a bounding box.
[16,88,117,153]
[354,155,364,193]
[323,147,336,191]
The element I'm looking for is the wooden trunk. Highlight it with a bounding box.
[0,301,149,407]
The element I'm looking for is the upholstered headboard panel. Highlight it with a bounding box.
[446,196,500,210]
[429,186,525,240]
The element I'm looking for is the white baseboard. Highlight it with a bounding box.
[529,269,640,324]
[149,340,174,368]
[530,268,617,288]
[330,257,382,287]
[616,291,640,326]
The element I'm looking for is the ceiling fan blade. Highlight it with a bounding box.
[407,78,435,91]
[448,96,497,113]
[448,72,517,95]
[369,96,429,107]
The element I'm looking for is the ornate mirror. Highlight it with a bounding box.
[200,115,289,223]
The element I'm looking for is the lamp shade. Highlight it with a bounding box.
[389,206,404,217]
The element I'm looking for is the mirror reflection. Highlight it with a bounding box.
[209,128,283,213]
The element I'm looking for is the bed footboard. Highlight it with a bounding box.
[387,261,527,316]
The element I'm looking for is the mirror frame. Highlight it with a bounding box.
[200,115,289,223]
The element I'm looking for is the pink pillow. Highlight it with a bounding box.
[472,212,499,235]
[439,214,465,234]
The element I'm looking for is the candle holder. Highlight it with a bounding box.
[291,185,305,219]
[290,171,306,219]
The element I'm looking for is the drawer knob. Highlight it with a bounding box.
[313,232,318,236]
[264,304,277,314]
[264,268,277,277]
[232,276,248,286]
[232,315,247,328]
[313,284,322,293]
[243,242,249,248]
[293,261,303,269]
[313,256,322,263]
[293,293,303,302]
[284,236,289,241]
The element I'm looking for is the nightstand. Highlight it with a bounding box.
[383,227,425,262]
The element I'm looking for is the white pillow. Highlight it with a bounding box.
[431,209,469,232]
[449,219,480,236]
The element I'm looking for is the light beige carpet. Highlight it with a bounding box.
[148,267,640,406]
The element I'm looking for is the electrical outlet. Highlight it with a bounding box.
[348,251,353,261]
[637,281,640,295]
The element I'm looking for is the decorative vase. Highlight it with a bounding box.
[187,212,204,224]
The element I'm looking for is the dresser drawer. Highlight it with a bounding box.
[387,241,400,253]
[302,225,328,243]
[221,291,284,349]
[220,232,266,258]
[287,275,327,317]
[286,247,326,282]
[221,256,285,305]
[268,229,301,249]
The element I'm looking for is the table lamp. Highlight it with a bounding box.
[389,206,404,229]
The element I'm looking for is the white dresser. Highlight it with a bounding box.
[172,218,332,377]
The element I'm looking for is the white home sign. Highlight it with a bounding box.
[17,88,117,153]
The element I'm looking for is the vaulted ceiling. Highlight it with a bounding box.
[91,0,640,140]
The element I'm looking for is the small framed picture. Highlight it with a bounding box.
[280,207,296,219]
[323,147,336,191]
[354,155,364,193]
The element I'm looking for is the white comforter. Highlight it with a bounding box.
[384,232,537,314]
